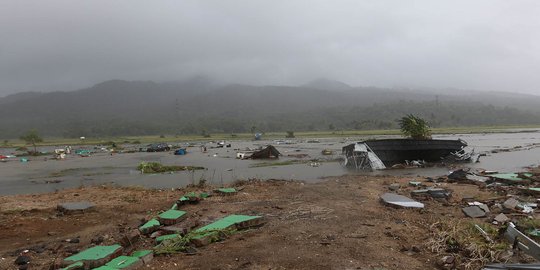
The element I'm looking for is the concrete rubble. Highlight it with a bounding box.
[52,185,264,270]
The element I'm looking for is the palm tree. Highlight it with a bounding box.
[398,114,431,140]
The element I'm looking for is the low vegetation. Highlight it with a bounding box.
[137,162,204,174]
[428,220,510,270]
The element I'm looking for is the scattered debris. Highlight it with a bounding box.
[411,188,452,200]
[474,224,494,243]
[321,149,333,155]
[504,222,540,260]
[342,143,385,170]
[174,148,187,155]
[482,263,540,270]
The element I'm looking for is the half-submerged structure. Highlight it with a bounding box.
[342,138,467,170]
[237,145,281,160]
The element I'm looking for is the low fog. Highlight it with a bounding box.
[1,0,540,96]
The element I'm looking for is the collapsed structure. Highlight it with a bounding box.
[342,138,468,170]
[237,145,281,160]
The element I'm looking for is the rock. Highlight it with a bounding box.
[389,183,401,191]
[120,229,141,247]
[91,236,104,245]
[65,238,80,244]
[437,255,455,269]
[149,231,163,239]
[14,255,30,265]
[28,244,46,254]
[448,169,468,181]
[57,201,95,214]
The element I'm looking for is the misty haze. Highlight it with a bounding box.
[2,1,540,269]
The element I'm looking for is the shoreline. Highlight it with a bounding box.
[2,125,540,148]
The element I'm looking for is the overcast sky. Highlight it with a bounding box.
[1,0,540,96]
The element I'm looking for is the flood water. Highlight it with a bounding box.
[1,129,540,195]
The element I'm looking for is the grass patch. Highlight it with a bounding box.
[427,220,510,270]
[49,168,86,177]
[3,125,540,148]
[137,162,204,174]
[154,228,236,254]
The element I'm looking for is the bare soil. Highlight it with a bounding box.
[0,175,521,270]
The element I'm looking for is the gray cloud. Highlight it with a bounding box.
[1,0,540,95]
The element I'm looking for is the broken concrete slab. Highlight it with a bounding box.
[63,244,123,269]
[160,224,189,235]
[130,250,153,264]
[196,215,263,232]
[478,204,490,213]
[503,198,520,211]
[428,188,452,199]
[468,202,490,213]
[494,213,509,223]
[157,209,187,226]
[57,201,95,214]
[462,206,487,218]
[192,215,264,246]
[104,255,143,270]
[380,193,424,208]
[138,218,160,234]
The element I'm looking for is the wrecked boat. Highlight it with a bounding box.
[342,138,467,169]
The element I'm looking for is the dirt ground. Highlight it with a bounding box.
[0,175,529,270]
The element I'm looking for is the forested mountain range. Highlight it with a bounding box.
[1,78,540,138]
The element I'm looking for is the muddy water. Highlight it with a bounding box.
[1,130,540,195]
